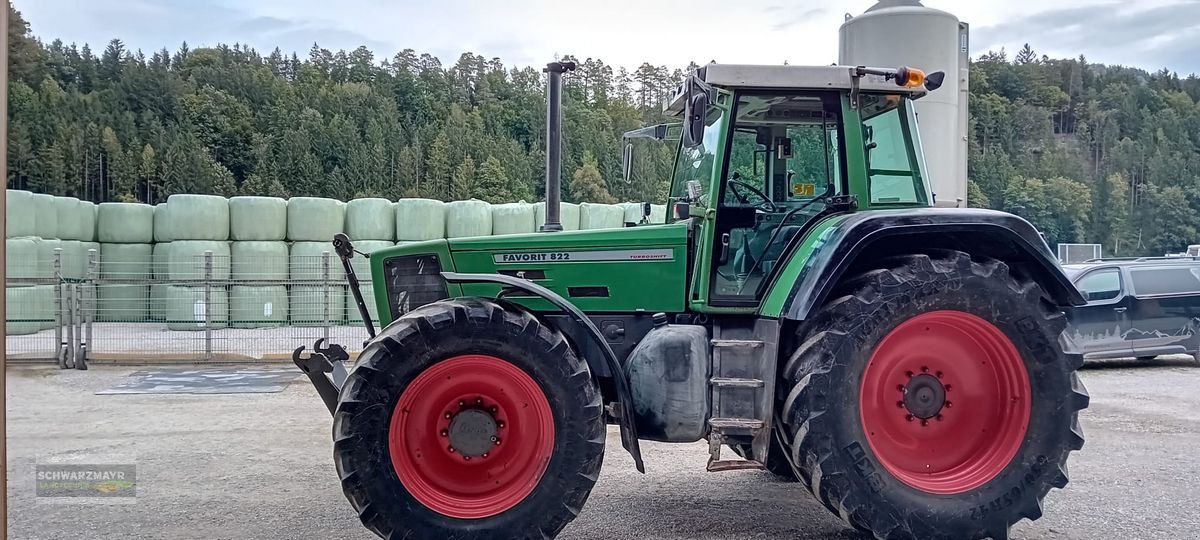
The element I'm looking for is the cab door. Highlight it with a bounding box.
[1070,267,1133,358]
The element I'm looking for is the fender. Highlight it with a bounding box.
[764,208,1085,322]
[441,271,645,473]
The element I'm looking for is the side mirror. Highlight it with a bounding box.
[683,92,709,148]
[924,71,946,92]
[621,143,634,184]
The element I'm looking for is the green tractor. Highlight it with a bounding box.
[295,61,1088,540]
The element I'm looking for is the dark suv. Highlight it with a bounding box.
[1064,257,1200,362]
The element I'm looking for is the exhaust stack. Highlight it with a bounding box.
[540,60,576,232]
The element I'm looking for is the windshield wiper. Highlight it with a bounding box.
[736,184,837,295]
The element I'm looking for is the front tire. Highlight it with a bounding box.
[780,251,1089,539]
[333,298,605,539]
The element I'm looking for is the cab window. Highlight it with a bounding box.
[670,105,725,204]
[860,94,924,204]
[1078,269,1122,302]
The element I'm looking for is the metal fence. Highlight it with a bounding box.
[6,248,374,366]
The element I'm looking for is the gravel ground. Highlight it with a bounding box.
[7,356,1200,540]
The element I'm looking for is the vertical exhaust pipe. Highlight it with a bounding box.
[540,60,576,232]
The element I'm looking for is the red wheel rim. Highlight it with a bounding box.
[859,310,1031,495]
[389,354,555,518]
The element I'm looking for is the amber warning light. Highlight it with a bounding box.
[895,66,926,88]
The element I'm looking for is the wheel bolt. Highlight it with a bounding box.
[896,401,905,408]
[458,400,466,408]
[492,437,501,445]
[935,371,944,379]
[945,384,952,392]
[489,406,498,414]
[920,419,929,426]
[921,366,929,373]
[476,398,484,406]
[905,371,914,378]
[444,412,452,419]
[945,401,953,408]
[448,446,456,453]
[936,414,944,422]
[440,429,448,437]
[464,456,471,461]
[905,414,914,422]
[896,384,905,392]
[482,453,489,458]
[497,421,505,428]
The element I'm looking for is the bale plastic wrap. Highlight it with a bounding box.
[395,198,446,241]
[100,243,153,279]
[164,286,228,330]
[290,241,345,281]
[619,202,644,224]
[98,284,148,322]
[78,201,97,241]
[287,197,344,242]
[81,242,100,272]
[6,286,53,335]
[153,203,173,243]
[7,238,39,281]
[149,284,168,321]
[60,240,86,280]
[445,200,492,238]
[535,202,581,231]
[97,202,153,243]
[32,193,58,239]
[54,197,82,240]
[346,198,395,241]
[35,239,62,279]
[346,241,394,279]
[290,285,346,324]
[491,202,536,235]
[579,203,625,230]
[165,241,231,281]
[229,196,287,241]
[650,204,668,224]
[6,190,34,238]
[344,240,394,324]
[230,285,289,328]
[163,194,229,241]
[231,241,289,280]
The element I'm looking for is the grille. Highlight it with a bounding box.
[383,254,448,319]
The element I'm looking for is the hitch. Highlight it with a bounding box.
[292,338,350,415]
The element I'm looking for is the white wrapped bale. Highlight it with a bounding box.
[81,242,100,269]
[97,284,148,322]
[287,197,344,242]
[346,198,395,241]
[290,285,345,324]
[60,240,86,280]
[78,201,96,241]
[491,202,536,235]
[166,241,231,281]
[164,194,229,241]
[445,200,492,238]
[35,238,62,279]
[100,243,152,278]
[619,202,644,225]
[97,202,153,243]
[535,201,581,231]
[164,285,228,331]
[7,238,39,281]
[32,193,58,239]
[153,203,173,243]
[346,241,394,279]
[395,198,446,241]
[6,286,53,334]
[579,203,625,230]
[231,241,289,280]
[290,241,345,281]
[229,196,287,241]
[230,285,289,328]
[6,190,34,238]
[344,240,394,324]
[650,204,668,224]
[54,197,82,240]
[149,284,168,322]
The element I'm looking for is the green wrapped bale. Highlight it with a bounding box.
[149,243,170,321]
[164,194,229,241]
[230,285,289,328]
[6,286,54,335]
[231,241,289,280]
[32,193,58,239]
[580,203,625,230]
[6,190,34,238]
[650,204,668,224]
[535,201,581,231]
[445,200,492,238]
[287,197,344,242]
[395,198,446,241]
[491,202,536,235]
[78,201,96,242]
[100,243,152,279]
[229,196,287,241]
[81,242,100,274]
[153,203,173,242]
[54,197,83,240]
[290,285,345,324]
[60,240,86,280]
[290,241,345,281]
[7,238,40,282]
[164,285,228,330]
[97,202,153,243]
[346,198,395,241]
[97,284,148,322]
[166,241,231,281]
[35,238,62,279]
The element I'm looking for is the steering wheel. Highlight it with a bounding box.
[728,180,778,212]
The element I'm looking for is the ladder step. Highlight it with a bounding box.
[709,417,765,429]
[711,339,764,348]
[710,377,764,388]
[707,459,766,472]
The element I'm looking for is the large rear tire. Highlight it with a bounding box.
[780,251,1088,540]
[333,298,605,539]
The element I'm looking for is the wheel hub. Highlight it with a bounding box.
[448,408,498,457]
[902,373,946,420]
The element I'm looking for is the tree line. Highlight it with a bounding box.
[9,5,1200,255]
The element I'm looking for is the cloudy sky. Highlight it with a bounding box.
[13,0,1200,74]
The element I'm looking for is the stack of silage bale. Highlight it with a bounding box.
[161,195,230,330]
[6,190,52,334]
[288,197,346,324]
[445,199,493,238]
[490,202,537,235]
[535,201,581,231]
[148,203,173,321]
[579,202,626,230]
[97,202,154,322]
[344,198,395,324]
[228,196,289,328]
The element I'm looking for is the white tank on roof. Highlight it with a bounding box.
[840,0,968,207]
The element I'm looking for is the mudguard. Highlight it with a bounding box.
[764,208,1085,322]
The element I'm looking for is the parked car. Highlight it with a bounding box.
[1063,257,1200,362]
